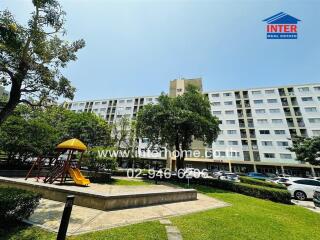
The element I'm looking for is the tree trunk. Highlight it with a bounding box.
[0,76,22,125]
[175,137,184,170]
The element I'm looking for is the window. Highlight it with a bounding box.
[224,101,233,105]
[230,152,240,157]
[309,118,320,123]
[252,90,261,95]
[79,103,85,106]
[257,119,268,124]
[220,151,226,157]
[126,99,133,103]
[264,153,275,158]
[255,109,266,114]
[277,141,289,147]
[225,110,234,114]
[275,130,286,135]
[261,141,272,146]
[312,130,320,136]
[119,100,125,103]
[267,99,277,103]
[314,86,320,91]
[100,108,106,112]
[294,180,320,186]
[125,107,132,110]
[213,102,221,106]
[147,98,153,101]
[305,107,317,112]
[318,97,320,101]
[227,130,237,134]
[223,92,232,97]
[226,120,236,124]
[272,119,283,124]
[280,154,292,159]
[212,111,222,115]
[217,140,225,145]
[94,102,100,105]
[259,130,270,135]
[270,108,281,113]
[302,97,313,102]
[265,89,275,94]
[298,87,309,92]
[102,101,107,105]
[212,93,219,97]
[177,88,183,92]
[254,99,263,104]
[228,141,238,145]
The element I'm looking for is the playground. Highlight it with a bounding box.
[0,138,229,235]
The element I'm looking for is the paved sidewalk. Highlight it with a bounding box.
[292,200,320,214]
[26,194,229,235]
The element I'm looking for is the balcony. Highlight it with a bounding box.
[246,113,252,117]
[287,122,295,127]
[245,104,251,108]
[250,134,256,138]
[298,122,306,127]
[295,111,302,116]
[281,102,289,106]
[239,123,245,128]
[248,123,254,128]
[284,112,291,116]
[252,145,258,150]
[238,113,244,118]
[236,104,242,108]
[241,133,247,138]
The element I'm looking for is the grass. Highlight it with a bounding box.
[0,224,56,240]
[108,178,153,186]
[170,184,320,240]
[2,183,320,240]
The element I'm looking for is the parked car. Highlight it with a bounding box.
[246,172,269,180]
[286,177,320,201]
[218,173,240,182]
[266,177,289,185]
[313,190,320,207]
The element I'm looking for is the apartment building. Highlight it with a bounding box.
[64,80,320,176]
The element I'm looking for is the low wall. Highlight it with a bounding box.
[0,177,197,211]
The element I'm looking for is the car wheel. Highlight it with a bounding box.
[294,190,307,201]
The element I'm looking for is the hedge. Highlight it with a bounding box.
[0,187,41,226]
[146,176,292,204]
[240,176,287,189]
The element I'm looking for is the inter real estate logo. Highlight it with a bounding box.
[263,12,301,39]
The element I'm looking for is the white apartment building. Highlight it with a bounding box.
[64,80,320,176]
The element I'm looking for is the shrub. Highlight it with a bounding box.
[147,176,291,204]
[0,187,41,226]
[196,178,291,204]
[240,176,286,189]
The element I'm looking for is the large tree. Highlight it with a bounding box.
[289,136,320,165]
[0,105,112,166]
[136,85,220,170]
[0,0,85,124]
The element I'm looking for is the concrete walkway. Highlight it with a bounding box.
[292,200,320,214]
[160,219,183,240]
[26,194,229,236]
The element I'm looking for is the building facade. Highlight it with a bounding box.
[64,80,320,176]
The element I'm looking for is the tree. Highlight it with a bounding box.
[111,117,139,166]
[289,136,320,165]
[136,85,220,170]
[0,0,85,124]
[0,105,112,166]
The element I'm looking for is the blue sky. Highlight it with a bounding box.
[1,0,320,100]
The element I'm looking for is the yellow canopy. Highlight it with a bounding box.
[56,138,87,151]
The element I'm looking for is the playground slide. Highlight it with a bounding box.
[68,168,91,186]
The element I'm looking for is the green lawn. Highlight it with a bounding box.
[108,178,153,186]
[1,183,320,240]
[171,184,320,240]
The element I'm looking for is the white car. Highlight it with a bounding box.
[286,177,320,201]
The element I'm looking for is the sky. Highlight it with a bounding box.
[1,0,320,101]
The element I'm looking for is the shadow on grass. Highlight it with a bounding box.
[0,222,54,240]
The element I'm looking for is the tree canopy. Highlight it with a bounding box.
[136,85,220,170]
[289,136,320,165]
[0,0,85,124]
[0,105,111,166]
